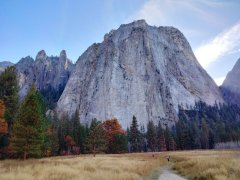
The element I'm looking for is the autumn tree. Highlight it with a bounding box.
[65,135,76,154]
[12,86,46,160]
[102,118,127,153]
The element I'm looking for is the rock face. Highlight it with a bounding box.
[57,20,224,128]
[0,61,14,74]
[16,50,74,102]
[221,58,240,106]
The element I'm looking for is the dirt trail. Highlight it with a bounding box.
[158,167,187,180]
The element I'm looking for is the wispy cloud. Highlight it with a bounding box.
[194,22,240,68]
[127,0,164,25]
[128,0,240,70]
[127,0,226,26]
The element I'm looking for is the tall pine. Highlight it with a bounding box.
[12,86,46,160]
[129,115,140,152]
[157,121,166,151]
[0,66,19,133]
[147,121,157,151]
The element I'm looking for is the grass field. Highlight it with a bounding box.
[0,150,239,180]
[171,150,240,180]
[0,153,167,180]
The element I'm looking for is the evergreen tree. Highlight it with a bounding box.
[58,113,69,153]
[147,121,157,151]
[200,118,209,149]
[71,110,81,146]
[191,121,201,149]
[168,135,176,151]
[12,86,46,160]
[140,125,147,152]
[86,119,106,156]
[157,121,166,151]
[0,66,19,133]
[49,126,59,156]
[164,125,171,151]
[111,134,128,153]
[129,115,140,152]
[78,124,88,154]
[0,100,9,157]
[47,112,59,156]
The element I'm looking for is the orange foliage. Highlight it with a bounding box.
[65,135,76,147]
[102,118,125,143]
[0,100,5,118]
[46,127,53,135]
[0,100,8,134]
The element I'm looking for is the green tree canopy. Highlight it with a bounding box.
[12,86,46,160]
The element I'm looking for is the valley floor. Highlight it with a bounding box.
[0,150,239,180]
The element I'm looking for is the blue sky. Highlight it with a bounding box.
[1,0,240,85]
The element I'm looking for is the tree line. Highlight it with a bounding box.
[1,66,240,160]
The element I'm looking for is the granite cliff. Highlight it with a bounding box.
[16,50,74,106]
[221,58,240,106]
[57,20,224,128]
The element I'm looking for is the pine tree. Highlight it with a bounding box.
[164,125,171,151]
[147,121,157,151]
[0,100,8,135]
[140,125,147,152]
[87,119,107,156]
[200,118,209,149]
[79,124,88,153]
[157,121,166,151]
[129,115,140,152]
[0,100,9,156]
[72,110,81,146]
[111,133,127,153]
[168,134,176,151]
[0,66,19,133]
[12,86,46,160]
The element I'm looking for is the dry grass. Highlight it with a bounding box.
[0,153,167,180]
[171,150,240,180]
[1,150,239,180]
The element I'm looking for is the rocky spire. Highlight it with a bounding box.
[36,50,47,61]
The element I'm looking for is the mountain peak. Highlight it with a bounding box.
[221,57,240,106]
[60,50,67,57]
[57,20,224,128]
[120,19,148,28]
[36,50,47,60]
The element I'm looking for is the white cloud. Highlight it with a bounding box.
[214,77,225,86]
[127,0,164,25]
[127,0,226,26]
[128,0,240,70]
[194,22,240,68]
